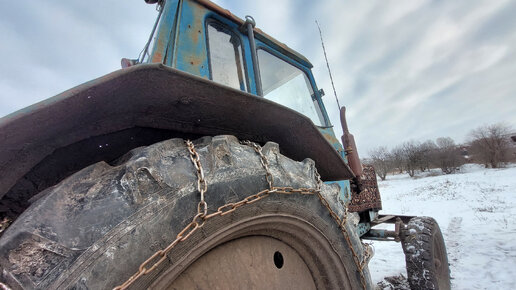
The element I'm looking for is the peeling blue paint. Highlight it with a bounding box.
[325,180,352,205]
[149,0,180,64]
[174,1,210,78]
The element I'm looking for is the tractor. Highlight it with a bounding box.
[0,0,450,289]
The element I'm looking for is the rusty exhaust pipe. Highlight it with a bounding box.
[340,106,362,177]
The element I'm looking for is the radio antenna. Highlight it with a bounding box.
[315,20,341,109]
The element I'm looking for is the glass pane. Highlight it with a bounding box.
[207,22,247,91]
[258,49,324,126]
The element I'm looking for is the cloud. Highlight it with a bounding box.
[305,0,516,154]
[0,1,157,117]
[1,0,515,157]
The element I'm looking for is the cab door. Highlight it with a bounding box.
[172,1,255,94]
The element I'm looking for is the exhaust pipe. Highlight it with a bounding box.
[340,106,362,177]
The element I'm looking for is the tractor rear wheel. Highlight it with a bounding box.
[401,217,451,290]
[0,135,371,289]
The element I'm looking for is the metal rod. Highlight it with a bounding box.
[316,20,341,109]
[245,15,263,96]
[139,1,165,63]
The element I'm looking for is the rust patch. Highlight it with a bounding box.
[188,56,204,66]
[321,130,340,148]
[151,51,164,63]
[190,2,205,45]
[349,165,382,212]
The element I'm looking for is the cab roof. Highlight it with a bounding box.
[195,0,313,68]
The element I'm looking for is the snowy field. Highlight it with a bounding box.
[368,163,516,289]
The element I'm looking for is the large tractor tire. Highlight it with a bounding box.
[0,136,371,289]
[401,217,451,290]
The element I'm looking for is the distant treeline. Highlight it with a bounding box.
[365,123,515,180]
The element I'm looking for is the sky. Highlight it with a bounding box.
[1,0,515,156]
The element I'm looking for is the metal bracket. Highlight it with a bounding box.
[362,217,406,242]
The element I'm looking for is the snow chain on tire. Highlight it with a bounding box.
[114,140,368,290]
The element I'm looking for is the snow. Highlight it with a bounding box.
[368,163,516,289]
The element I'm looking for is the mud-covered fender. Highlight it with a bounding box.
[0,63,354,198]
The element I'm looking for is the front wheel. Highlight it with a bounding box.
[401,217,451,290]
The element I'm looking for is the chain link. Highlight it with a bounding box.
[0,217,11,235]
[241,141,274,189]
[185,140,208,216]
[114,140,368,290]
[360,243,373,270]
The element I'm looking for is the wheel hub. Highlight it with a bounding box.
[166,236,316,289]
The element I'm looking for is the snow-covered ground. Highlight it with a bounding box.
[368,163,516,289]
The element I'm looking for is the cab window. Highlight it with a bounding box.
[257,49,324,126]
[206,21,247,91]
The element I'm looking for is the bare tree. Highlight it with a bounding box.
[418,140,437,172]
[402,141,421,177]
[435,137,463,174]
[469,123,512,168]
[511,135,516,162]
[390,146,405,174]
[369,146,392,181]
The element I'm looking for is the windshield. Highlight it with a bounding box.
[257,49,325,126]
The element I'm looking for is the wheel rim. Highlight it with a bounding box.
[167,236,316,289]
[149,213,355,289]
